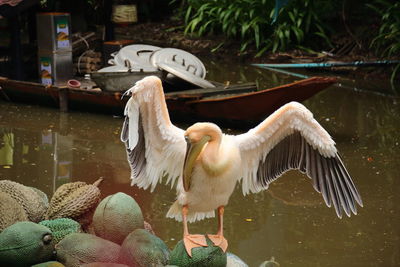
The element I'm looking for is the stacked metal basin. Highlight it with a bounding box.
[94,44,214,91]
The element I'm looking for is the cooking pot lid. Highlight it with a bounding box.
[157,62,215,88]
[150,48,207,79]
[98,65,130,72]
[113,44,161,72]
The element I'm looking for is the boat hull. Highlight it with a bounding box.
[168,77,337,126]
[0,76,336,127]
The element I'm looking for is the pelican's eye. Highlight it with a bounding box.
[184,135,189,142]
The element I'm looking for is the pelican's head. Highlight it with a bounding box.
[126,76,162,96]
[182,123,222,191]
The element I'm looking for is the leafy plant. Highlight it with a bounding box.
[367,0,400,83]
[180,0,334,55]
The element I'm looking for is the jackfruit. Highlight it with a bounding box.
[30,186,49,209]
[119,229,170,267]
[0,221,54,267]
[0,180,47,222]
[39,218,81,244]
[46,179,102,228]
[169,237,227,267]
[93,192,144,244]
[55,233,121,267]
[0,191,28,232]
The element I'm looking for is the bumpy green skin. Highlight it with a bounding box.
[31,261,65,267]
[169,237,227,267]
[93,192,144,245]
[39,218,81,244]
[55,233,121,267]
[0,221,55,267]
[226,252,249,267]
[119,229,170,267]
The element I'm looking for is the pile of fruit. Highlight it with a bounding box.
[0,179,248,267]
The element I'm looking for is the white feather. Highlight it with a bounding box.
[124,76,186,192]
[123,77,361,222]
[125,98,139,149]
[235,101,337,195]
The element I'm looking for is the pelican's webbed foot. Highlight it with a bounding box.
[207,234,228,252]
[183,234,208,257]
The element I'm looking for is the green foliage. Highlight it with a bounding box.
[368,0,400,83]
[180,0,333,55]
[368,0,400,57]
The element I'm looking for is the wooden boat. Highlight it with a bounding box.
[0,76,336,127]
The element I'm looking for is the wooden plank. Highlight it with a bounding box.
[165,82,257,99]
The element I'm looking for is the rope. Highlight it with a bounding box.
[77,49,94,74]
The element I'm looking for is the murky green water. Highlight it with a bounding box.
[0,64,399,266]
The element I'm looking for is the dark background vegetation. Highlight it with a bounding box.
[0,0,399,82]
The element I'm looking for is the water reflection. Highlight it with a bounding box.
[205,59,296,90]
[0,70,399,266]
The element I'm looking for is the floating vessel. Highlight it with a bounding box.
[0,76,336,127]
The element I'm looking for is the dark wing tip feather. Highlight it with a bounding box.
[123,113,147,180]
[255,131,362,218]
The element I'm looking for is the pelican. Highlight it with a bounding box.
[120,76,363,256]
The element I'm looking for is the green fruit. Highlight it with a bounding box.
[227,252,248,267]
[31,261,65,267]
[93,192,144,244]
[169,237,227,267]
[39,218,81,244]
[0,221,54,266]
[55,233,121,267]
[119,229,170,267]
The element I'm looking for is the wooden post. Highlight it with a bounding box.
[58,87,68,112]
[59,113,69,136]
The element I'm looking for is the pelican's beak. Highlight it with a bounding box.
[182,135,210,191]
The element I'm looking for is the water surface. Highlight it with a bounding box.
[0,64,399,266]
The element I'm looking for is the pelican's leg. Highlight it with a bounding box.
[207,206,228,252]
[182,204,207,257]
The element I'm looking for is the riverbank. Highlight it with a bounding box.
[113,20,398,83]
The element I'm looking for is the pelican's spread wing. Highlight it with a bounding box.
[121,76,186,191]
[235,102,363,218]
